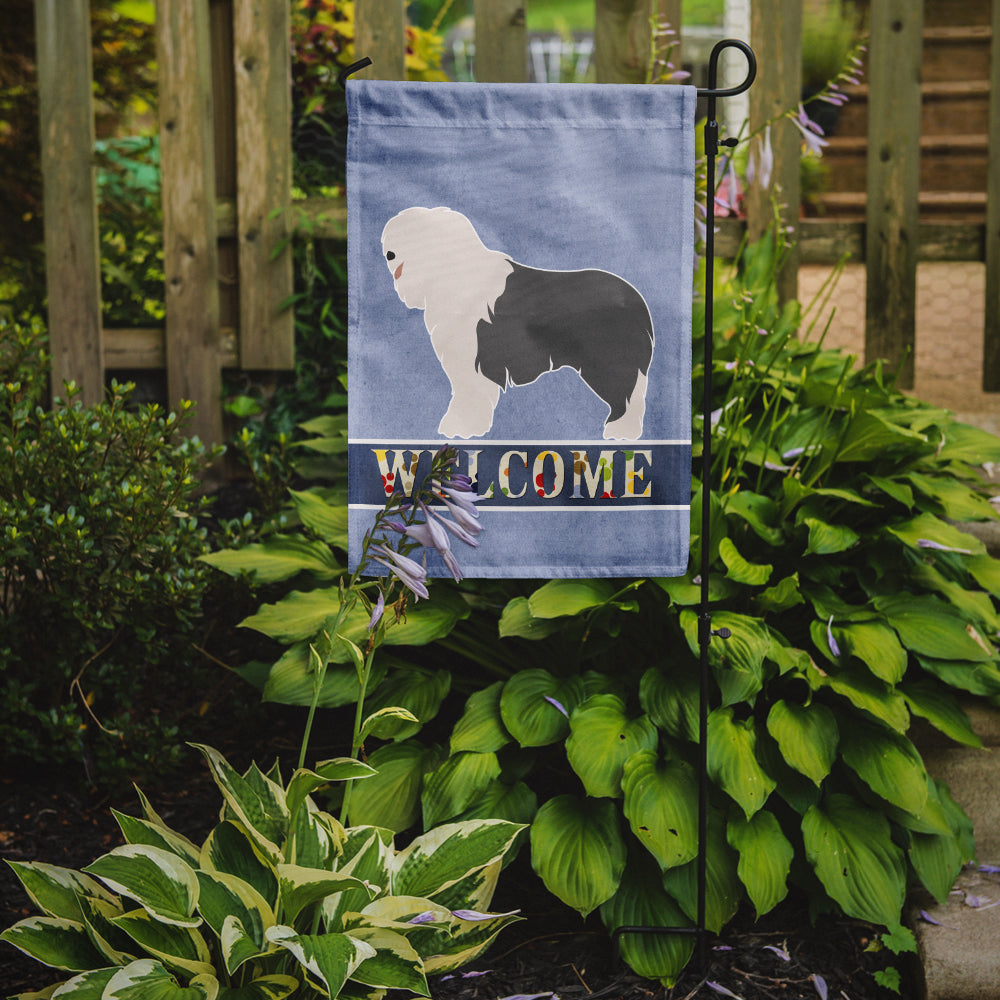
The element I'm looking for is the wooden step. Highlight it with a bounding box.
[813,190,987,222]
[922,25,992,83]
[822,134,988,193]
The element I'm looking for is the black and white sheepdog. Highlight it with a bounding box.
[381,206,654,440]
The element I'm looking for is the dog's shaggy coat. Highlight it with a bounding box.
[381,206,654,439]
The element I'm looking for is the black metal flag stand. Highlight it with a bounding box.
[340,37,758,974]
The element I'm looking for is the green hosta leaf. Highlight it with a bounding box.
[195,871,273,974]
[916,655,1000,697]
[285,759,375,823]
[265,926,375,998]
[566,695,658,798]
[866,474,914,509]
[451,682,511,754]
[277,865,374,925]
[453,779,538,827]
[810,661,910,732]
[901,680,982,748]
[874,594,995,662]
[661,810,741,933]
[288,488,349,547]
[907,472,998,522]
[200,535,341,584]
[724,490,784,545]
[707,708,776,818]
[393,819,524,900]
[216,975,299,1000]
[499,670,584,747]
[935,421,1000,464]
[346,926,428,994]
[112,812,201,868]
[421,751,502,828]
[727,811,793,918]
[621,751,698,871]
[527,579,616,618]
[4,862,118,923]
[886,512,985,556]
[190,746,287,863]
[530,795,626,917]
[802,793,906,926]
[966,553,1000,597]
[83,846,200,928]
[835,410,927,463]
[839,719,929,816]
[200,822,278,910]
[755,573,804,614]
[836,621,907,684]
[655,572,737,606]
[599,853,694,987]
[765,701,838,786]
[362,667,451,740]
[718,537,772,586]
[0,916,106,971]
[803,517,859,556]
[360,706,421,742]
[261,643,388,708]
[910,562,1000,632]
[909,828,965,905]
[347,740,442,832]
[497,596,564,639]
[639,664,699,742]
[111,908,214,978]
[680,610,770,706]
[103,959,218,1000]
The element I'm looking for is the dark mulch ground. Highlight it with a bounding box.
[1,740,914,1000]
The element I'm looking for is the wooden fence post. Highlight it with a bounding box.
[34,0,104,405]
[865,0,923,389]
[233,0,294,369]
[354,0,407,80]
[983,0,1000,390]
[594,0,653,84]
[474,0,526,83]
[157,0,223,445]
[746,0,801,306]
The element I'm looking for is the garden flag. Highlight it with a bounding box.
[346,80,696,577]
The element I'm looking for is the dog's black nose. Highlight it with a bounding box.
[385,251,395,261]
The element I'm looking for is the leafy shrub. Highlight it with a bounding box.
[212,234,1000,984]
[0,317,220,783]
[1,743,524,997]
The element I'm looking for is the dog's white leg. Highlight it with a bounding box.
[603,371,647,441]
[438,373,500,438]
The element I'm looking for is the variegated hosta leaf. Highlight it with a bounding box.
[83,846,200,928]
[323,829,393,931]
[110,907,214,978]
[450,681,511,754]
[565,695,658,799]
[288,802,343,870]
[285,760,375,824]
[200,822,278,910]
[276,864,375,925]
[727,810,793,918]
[499,669,585,747]
[424,859,501,915]
[621,751,699,871]
[265,926,375,998]
[661,810,742,934]
[706,707,776,818]
[391,820,524,901]
[529,795,626,917]
[214,974,299,1000]
[112,811,201,868]
[422,907,522,975]
[190,745,287,863]
[195,871,274,974]
[344,926,429,995]
[765,700,838,786]
[838,718,929,817]
[0,916,107,971]
[4,861,118,922]
[802,793,906,926]
[46,966,118,997]
[421,751,501,829]
[77,894,136,966]
[347,740,442,832]
[599,853,694,987]
[102,958,218,999]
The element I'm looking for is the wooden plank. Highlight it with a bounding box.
[984,0,1000,389]
[594,0,652,84]
[102,328,238,369]
[473,0,526,82]
[354,0,406,81]
[233,0,294,369]
[34,0,103,404]
[157,0,223,444]
[864,0,923,389]
[747,0,802,305]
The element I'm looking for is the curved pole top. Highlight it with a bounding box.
[696,39,756,99]
[338,57,373,90]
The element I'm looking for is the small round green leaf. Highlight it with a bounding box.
[765,700,838,786]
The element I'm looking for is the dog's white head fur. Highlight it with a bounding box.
[381,207,512,326]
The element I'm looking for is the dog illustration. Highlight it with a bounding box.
[381,206,654,440]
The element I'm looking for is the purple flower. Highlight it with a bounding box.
[367,591,385,631]
[371,544,429,600]
[706,983,742,999]
[747,125,773,190]
[544,695,569,718]
[763,944,790,961]
[791,104,829,156]
[429,504,480,548]
[917,538,973,554]
[827,616,841,658]
[451,908,520,921]
[407,911,438,925]
[811,974,828,1000]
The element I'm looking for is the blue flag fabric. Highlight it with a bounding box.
[347,80,696,578]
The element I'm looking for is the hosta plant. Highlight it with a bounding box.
[1,743,523,999]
